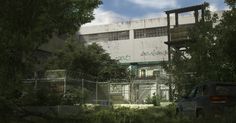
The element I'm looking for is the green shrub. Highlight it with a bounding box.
[145,95,161,106]
[95,109,117,123]
[5,105,236,123]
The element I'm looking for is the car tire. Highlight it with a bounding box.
[176,108,179,116]
[196,109,204,118]
[176,108,183,118]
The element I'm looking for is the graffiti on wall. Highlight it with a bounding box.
[115,55,131,61]
[140,47,168,57]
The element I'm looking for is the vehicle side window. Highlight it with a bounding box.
[195,86,203,97]
[202,85,208,96]
[194,85,208,97]
[188,88,197,98]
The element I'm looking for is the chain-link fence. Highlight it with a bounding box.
[23,70,169,105]
[109,81,162,104]
[23,78,110,105]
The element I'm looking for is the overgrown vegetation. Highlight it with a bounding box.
[0,0,101,119]
[4,105,236,123]
[145,94,161,106]
[46,38,128,81]
[1,0,236,122]
[163,0,236,97]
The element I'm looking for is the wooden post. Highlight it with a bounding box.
[194,10,199,23]
[167,13,171,62]
[201,8,205,22]
[167,13,173,102]
[175,12,178,26]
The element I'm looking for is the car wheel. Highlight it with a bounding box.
[176,108,183,118]
[196,109,204,118]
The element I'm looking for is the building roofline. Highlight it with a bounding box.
[165,3,208,14]
[119,61,167,66]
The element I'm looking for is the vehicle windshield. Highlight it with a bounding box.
[215,84,236,95]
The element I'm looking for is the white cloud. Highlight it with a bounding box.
[131,12,166,20]
[82,8,128,27]
[224,6,230,10]
[209,4,218,12]
[82,9,169,27]
[142,12,166,19]
[127,0,178,9]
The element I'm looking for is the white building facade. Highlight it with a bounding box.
[78,13,212,103]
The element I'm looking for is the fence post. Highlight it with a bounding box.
[34,72,38,90]
[108,81,110,106]
[57,105,60,115]
[63,75,67,95]
[156,78,158,106]
[82,79,84,104]
[129,81,133,104]
[96,81,98,104]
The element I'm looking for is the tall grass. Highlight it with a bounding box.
[3,105,236,123]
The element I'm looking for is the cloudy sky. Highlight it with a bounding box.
[83,0,228,26]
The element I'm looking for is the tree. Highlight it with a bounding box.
[216,0,236,81]
[187,11,220,82]
[166,10,219,96]
[164,7,221,97]
[0,0,101,94]
[0,0,101,118]
[166,1,236,97]
[47,38,128,81]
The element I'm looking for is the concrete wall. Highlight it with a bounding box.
[95,36,168,63]
[79,15,200,64]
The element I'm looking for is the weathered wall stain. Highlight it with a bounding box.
[141,48,168,57]
[115,55,131,61]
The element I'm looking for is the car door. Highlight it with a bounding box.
[193,85,207,108]
[190,85,208,116]
[181,87,198,116]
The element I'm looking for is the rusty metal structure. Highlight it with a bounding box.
[164,3,208,101]
[165,3,208,56]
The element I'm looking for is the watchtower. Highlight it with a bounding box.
[165,3,208,61]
